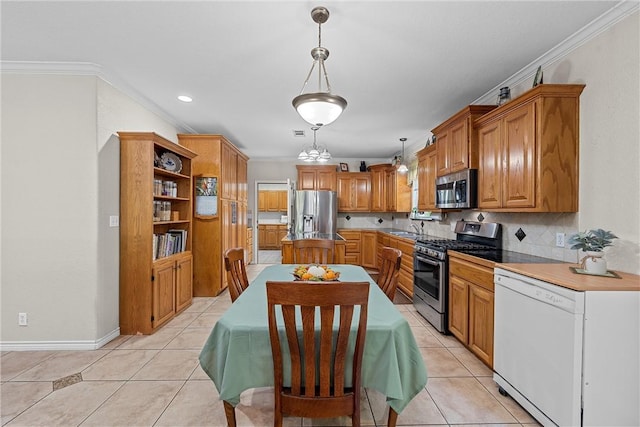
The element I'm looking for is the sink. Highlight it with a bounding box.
[387,231,421,240]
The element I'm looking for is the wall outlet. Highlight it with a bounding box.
[450,222,456,232]
[109,215,119,227]
[18,312,28,326]
[556,232,565,247]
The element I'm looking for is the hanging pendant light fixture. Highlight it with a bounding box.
[397,138,409,173]
[297,126,332,163]
[292,6,347,127]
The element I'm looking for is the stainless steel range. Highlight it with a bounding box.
[413,220,502,333]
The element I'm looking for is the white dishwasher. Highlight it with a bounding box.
[493,267,640,427]
[494,268,584,426]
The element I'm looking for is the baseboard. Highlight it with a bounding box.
[0,328,121,351]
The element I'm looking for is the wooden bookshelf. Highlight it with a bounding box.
[118,132,197,335]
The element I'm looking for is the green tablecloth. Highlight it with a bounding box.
[199,264,428,414]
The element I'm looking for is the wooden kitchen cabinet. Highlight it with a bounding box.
[296,165,337,191]
[336,229,377,268]
[246,227,253,264]
[368,164,411,212]
[264,225,280,248]
[360,231,377,268]
[337,172,371,212]
[448,251,495,368]
[416,144,438,211]
[258,191,267,211]
[338,229,361,265]
[258,190,288,212]
[369,165,387,212]
[118,132,196,335]
[266,191,280,211]
[178,134,249,296]
[432,105,496,177]
[385,234,414,297]
[151,253,193,330]
[259,224,288,249]
[475,84,585,212]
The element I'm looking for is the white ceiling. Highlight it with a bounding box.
[1,1,621,160]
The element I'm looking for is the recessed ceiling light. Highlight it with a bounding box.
[177,95,193,103]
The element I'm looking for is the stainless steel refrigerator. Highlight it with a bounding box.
[290,190,337,235]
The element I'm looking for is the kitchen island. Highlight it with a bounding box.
[281,233,346,264]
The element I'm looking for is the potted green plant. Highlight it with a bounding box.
[567,229,617,274]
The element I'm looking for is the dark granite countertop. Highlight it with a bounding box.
[285,233,345,241]
[455,248,563,264]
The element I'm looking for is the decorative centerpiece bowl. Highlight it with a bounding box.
[293,265,340,282]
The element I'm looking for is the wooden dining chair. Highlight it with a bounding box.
[266,280,370,427]
[378,247,402,301]
[224,247,249,302]
[292,239,335,264]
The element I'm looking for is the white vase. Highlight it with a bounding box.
[582,251,607,275]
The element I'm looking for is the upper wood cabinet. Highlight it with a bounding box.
[416,145,438,211]
[368,164,411,213]
[337,172,371,212]
[118,132,197,335]
[432,105,496,177]
[178,134,249,296]
[369,164,387,212]
[474,84,585,212]
[258,191,288,212]
[296,165,337,191]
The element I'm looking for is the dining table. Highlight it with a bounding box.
[199,264,428,426]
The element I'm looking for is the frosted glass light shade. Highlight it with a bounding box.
[292,93,347,126]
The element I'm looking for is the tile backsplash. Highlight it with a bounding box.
[339,211,580,263]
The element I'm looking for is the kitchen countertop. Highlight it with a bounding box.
[283,233,345,241]
[497,263,640,292]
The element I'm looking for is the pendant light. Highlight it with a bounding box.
[292,6,347,127]
[397,138,409,173]
[297,127,332,162]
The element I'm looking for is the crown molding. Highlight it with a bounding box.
[472,1,639,105]
[1,60,196,134]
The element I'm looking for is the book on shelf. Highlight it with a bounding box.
[153,229,188,260]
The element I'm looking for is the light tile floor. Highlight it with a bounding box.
[1,264,540,426]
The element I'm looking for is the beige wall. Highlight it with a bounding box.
[400,11,639,274]
[1,74,180,347]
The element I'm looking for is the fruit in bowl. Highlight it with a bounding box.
[293,265,340,281]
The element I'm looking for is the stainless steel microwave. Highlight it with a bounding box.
[435,169,477,209]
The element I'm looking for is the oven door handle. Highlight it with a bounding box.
[415,254,442,266]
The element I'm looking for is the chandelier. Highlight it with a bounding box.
[298,127,331,162]
[292,6,347,127]
[397,138,408,173]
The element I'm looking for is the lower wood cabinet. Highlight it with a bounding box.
[338,229,361,265]
[151,252,193,330]
[383,234,415,297]
[258,224,288,249]
[360,231,377,268]
[448,252,495,368]
[246,227,253,264]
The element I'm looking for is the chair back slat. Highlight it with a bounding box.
[377,247,402,301]
[266,280,369,425]
[224,247,249,302]
[292,239,335,264]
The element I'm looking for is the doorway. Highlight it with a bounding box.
[253,180,293,264]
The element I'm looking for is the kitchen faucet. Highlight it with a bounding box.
[410,223,421,235]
